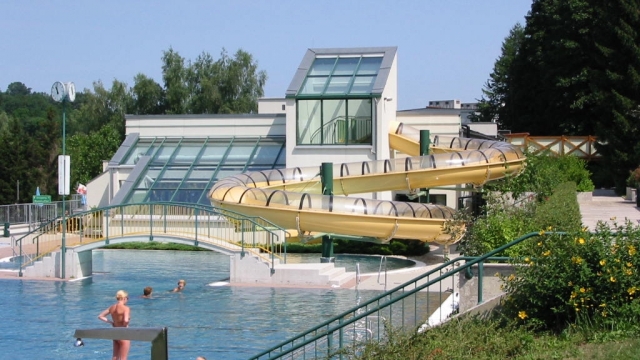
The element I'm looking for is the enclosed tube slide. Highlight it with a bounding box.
[209,122,525,243]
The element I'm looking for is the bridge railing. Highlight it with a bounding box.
[249,232,563,360]
[14,202,291,275]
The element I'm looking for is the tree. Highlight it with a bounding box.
[67,124,122,186]
[132,73,165,115]
[495,0,640,189]
[475,24,524,125]
[161,47,267,114]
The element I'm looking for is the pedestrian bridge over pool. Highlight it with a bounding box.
[12,203,291,281]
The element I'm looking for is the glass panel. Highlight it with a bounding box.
[128,190,147,203]
[323,100,347,144]
[356,57,383,75]
[308,58,336,76]
[350,76,376,94]
[348,99,372,144]
[325,76,351,94]
[275,146,286,166]
[297,100,322,145]
[299,76,329,95]
[122,144,150,165]
[250,143,283,165]
[150,144,178,164]
[189,167,216,181]
[200,142,232,164]
[333,57,359,76]
[225,142,257,165]
[172,144,203,164]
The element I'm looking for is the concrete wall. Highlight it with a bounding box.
[126,115,286,138]
[87,171,110,209]
[258,98,286,114]
[457,263,514,313]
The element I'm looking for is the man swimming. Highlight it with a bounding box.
[98,290,131,360]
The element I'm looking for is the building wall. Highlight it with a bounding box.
[126,115,286,138]
[258,98,286,114]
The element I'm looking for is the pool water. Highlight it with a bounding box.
[284,253,416,273]
[0,250,426,360]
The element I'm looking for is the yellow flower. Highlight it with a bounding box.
[602,311,608,317]
[580,287,586,293]
[543,250,551,256]
[628,287,637,295]
[570,292,577,299]
[539,230,545,236]
[518,311,528,320]
[610,276,616,283]
[568,281,573,286]
[626,269,633,276]
[627,262,633,268]
[508,274,515,282]
[629,245,637,256]
[537,242,542,247]
[599,303,606,307]
[582,226,589,231]
[524,257,531,263]
[571,256,583,265]
[597,271,602,276]
[600,259,606,266]
[578,238,585,245]
[547,226,553,231]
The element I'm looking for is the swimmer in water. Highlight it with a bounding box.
[172,279,186,292]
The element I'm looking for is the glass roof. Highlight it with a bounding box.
[298,56,383,97]
[118,136,286,206]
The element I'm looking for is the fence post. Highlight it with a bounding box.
[477,261,484,304]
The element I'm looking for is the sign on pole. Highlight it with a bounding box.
[58,155,70,195]
[33,195,52,203]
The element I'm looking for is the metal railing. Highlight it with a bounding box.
[250,231,562,360]
[14,202,291,276]
[0,194,84,225]
[309,116,372,145]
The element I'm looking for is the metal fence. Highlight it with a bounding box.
[0,194,84,225]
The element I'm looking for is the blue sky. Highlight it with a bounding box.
[1,1,532,110]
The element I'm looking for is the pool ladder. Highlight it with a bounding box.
[377,256,388,291]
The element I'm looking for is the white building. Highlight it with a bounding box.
[87,47,498,212]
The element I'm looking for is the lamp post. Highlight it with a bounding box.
[51,81,76,279]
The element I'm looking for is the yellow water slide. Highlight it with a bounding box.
[209,122,526,243]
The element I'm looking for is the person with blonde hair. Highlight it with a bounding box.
[98,290,131,360]
[172,279,186,292]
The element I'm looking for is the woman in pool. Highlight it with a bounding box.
[98,290,131,360]
[172,279,186,292]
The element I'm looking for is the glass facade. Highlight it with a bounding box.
[118,136,286,205]
[295,55,382,146]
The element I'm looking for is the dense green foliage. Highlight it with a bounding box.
[486,151,594,201]
[479,0,640,190]
[285,239,430,257]
[0,47,267,204]
[460,182,582,257]
[502,221,640,332]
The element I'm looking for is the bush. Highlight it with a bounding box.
[531,182,582,232]
[487,151,595,200]
[284,239,429,256]
[501,220,640,332]
[459,182,581,257]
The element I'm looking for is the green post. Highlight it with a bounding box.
[419,129,430,203]
[321,162,334,263]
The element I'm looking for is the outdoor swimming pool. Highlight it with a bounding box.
[0,250,430,359]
